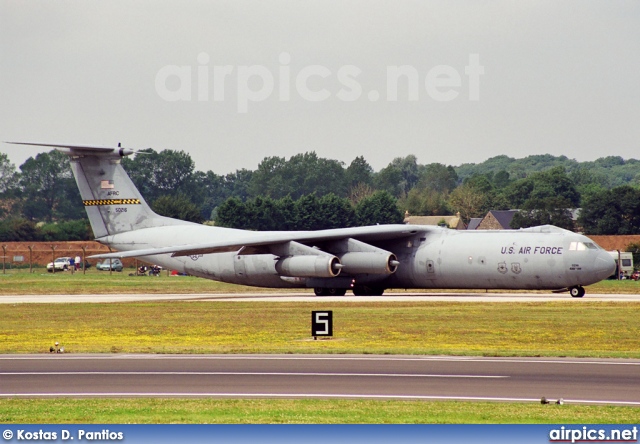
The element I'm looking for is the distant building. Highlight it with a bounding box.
[476,210,519,230]
[472,208,583,231]
[404,212,466,230]
[466,218,482,230]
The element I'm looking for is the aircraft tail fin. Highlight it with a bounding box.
[7,142,190,238]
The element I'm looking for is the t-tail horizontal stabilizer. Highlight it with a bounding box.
[5,141,144,157]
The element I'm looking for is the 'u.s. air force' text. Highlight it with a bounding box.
[501,246,563,255]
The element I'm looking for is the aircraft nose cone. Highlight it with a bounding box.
[594,251,617,280]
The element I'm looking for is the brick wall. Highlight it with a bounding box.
[587,235,640,251]
[0,241,138,268]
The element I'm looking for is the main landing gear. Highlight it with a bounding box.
[569,286,585,298]
[314,288,347,296]
[313,286,385,296]
[352,285,384,296]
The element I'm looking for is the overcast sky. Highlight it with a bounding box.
[1,1,639,174]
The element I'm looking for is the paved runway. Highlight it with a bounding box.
[2,291,640,303]
[1,354,639,406]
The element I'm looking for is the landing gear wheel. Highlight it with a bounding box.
[352,286,385,296]
[314,288,347,296]
[569,286,585,298]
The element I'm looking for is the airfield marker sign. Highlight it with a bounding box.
[311,310,333,339]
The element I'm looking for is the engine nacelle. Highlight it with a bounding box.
[339,252,399,275]
[275,255,342,278]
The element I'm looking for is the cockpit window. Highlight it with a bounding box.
[569,241,599,251]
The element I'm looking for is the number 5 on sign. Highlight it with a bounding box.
[311,311,333,337]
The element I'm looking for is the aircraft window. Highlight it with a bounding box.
[569,241,591,251]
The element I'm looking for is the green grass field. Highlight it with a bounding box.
[1,270,638,423]
[1,399,638,424]
[0,268,262,294]
[1,301,639,356]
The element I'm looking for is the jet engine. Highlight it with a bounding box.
[275,255,342,278]
[324,238,400,275]
[339,252,399,275]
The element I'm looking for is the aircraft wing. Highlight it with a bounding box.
[89,224,431,259]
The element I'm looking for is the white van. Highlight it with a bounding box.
[607,251,634,278]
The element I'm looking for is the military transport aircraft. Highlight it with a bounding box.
[9,142,616,297]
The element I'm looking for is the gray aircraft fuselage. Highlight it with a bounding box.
[103,223,614,293]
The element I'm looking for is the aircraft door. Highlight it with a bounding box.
[426,260,435,275]
[410,242,440,287]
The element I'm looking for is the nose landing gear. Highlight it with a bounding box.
[569,286,585,298]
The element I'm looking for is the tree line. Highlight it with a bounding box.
[1,148,639,241]
[216,192,403,231]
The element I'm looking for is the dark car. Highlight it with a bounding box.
[96,258,124,272]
